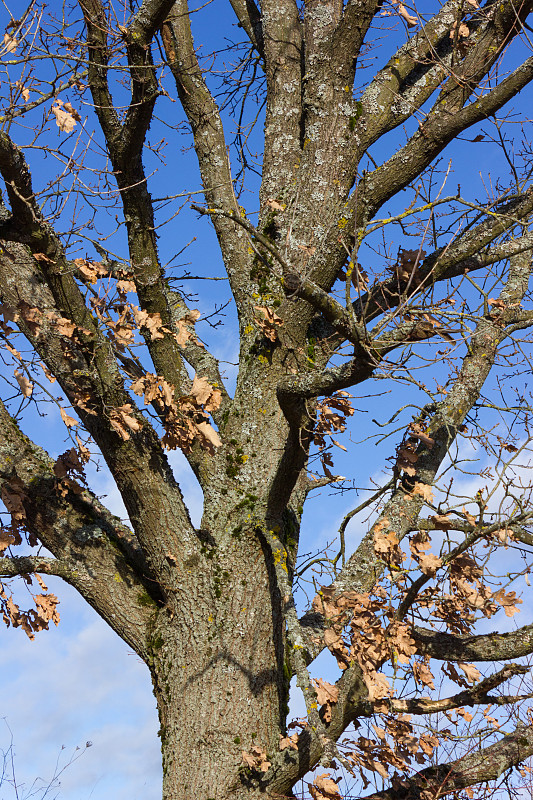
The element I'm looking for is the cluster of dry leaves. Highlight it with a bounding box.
[390,248,426,284]
[312,584,422,704]
[0,478,60,639]
[0,573,59,640]
[312,392,355,479]
[0,260,223,454]
[298,495,524,796]
[131,372,222,453]
[0,255,228,637]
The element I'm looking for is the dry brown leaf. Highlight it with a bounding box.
[312,678,339,723]
[323,627,350,670]
[52,99,80,133]
[242,745,271,772]
[394,248,425,281]
[196,421,222,449]
[75,435,91,464]
[374,528,399,556]
[394,3,418,25]
[254,305,284,342]
[419,732,439,755]
[34,593,60,627]
[364,671,391,702]
[63,101,81,120]
[409,423,434,449]
[0,303,18,324]
[174,309,201,347]
[493,528,514,548]
[390,622,417,664]
[413,660,435,689]
[3,32,17,53]
[40,362,56,383]
[279,732,299,751]
[15,80,29,101]
[60,407,79,427]
[309,773,342,800]
[132,306,167,340]
[73,258,107,284]
[450,20,470,38]
[5,344,21,360]
[131,373,175,408]
[488,298,505,310]
[331,439,347,451]
[457,662,481,683]
[411,482,434,503]
[109,404,142,440]
[1,477,27,526]
[190,375,215,405]
[116,278,136,294]
[266,198,286,211]
[14,370,33,398]
[50,314,77,338]
[397,446,418,475]
[463,508,477,526]
[418,552,442,575]
[0,530,15,553]
[430,514,453,530]
[493,588,522,617]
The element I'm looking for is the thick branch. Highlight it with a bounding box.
[129,0,176,41]
[356,0,464,153]
[0,399,155,658]
[80,0,196,407]
[342,192,533,344]
[414,622,533,662]
[0,556,77,582]
[360,54,533,220]
[162,1,253,313]
[260,0,303,202]
[228,0,264,58]
[0,240,196,584]
[392,664,530,715]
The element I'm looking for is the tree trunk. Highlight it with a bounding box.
[150,520,288,800]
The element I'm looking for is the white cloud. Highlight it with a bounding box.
[0,582,161,800]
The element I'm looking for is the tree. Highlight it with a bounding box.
[1,0,533,798]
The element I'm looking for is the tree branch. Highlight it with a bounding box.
[356,0,476,154]
[0,556,77,582]
[162,0,253,314]
[359,53,533,220]
[0,399,156,657]
[390,663,530,715]
[228,0,264,58]
[0,240,197,584]
[414,622,533,662]
[259,0,303,203]
[128,0,176,41]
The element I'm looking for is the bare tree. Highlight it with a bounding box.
[1,1,533,799]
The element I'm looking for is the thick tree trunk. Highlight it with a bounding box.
[149,524,288,800]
